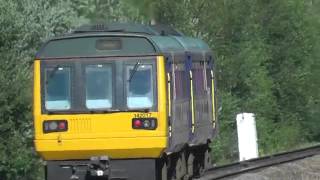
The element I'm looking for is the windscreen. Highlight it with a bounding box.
[85,64,113,109]
[126,64,154,109]
[45,67,71,110]
[41,58,157,113]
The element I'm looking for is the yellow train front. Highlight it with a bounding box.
[33,23,217,180]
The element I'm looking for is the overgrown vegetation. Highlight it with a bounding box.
[0,0,319,178]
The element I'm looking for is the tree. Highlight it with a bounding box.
[0,0,77,179]
[1,1,318,177]
[70,0,147,24]
[144,0,320,161]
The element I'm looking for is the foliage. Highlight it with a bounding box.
[0,0,77,179]
[0,0,319,178]
[70,0,147,24]
[147,0,319,162]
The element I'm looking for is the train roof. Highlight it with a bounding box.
[36,23,211,59]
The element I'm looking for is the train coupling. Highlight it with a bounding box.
[60,156,110,180]
[89,156,110,177]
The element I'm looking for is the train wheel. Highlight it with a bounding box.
[175,157,183,180]
[186,153,194,179]
[173,153,187,180]
[204,149,213,170]
[180,152,188,180]
[193,145,211,177]
[161,162,168,180]
[157,159,168,180]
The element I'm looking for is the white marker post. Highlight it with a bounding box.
[236,113,259,161]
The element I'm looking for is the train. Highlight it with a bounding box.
[33,23,218,180]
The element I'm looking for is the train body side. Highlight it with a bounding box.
[164,51,217,153]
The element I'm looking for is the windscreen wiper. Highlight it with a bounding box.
[46,65,60,84]
[128,61,141,82]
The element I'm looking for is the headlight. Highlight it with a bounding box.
[43,120,68,133]
[132,118,157,130]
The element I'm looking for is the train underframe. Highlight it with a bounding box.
[45,144,212,180]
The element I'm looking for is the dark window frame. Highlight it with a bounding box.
[44,66,72,111]
[192,61,207,96]
[40,56,158,114]
[173,63,188,100]
[84,63,114,110]
[41,61,75,113]
[123,59,158,111]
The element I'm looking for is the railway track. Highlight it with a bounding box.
[198,145,320,180]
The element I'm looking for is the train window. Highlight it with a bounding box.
[174,64,187,100]
[85,64,113,109]
[45,67,71,110]
[193,63,206,96]
[126,64,153,109]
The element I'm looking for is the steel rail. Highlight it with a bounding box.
[198,145,320,180]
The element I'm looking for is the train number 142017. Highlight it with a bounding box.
[133,113,152,118]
